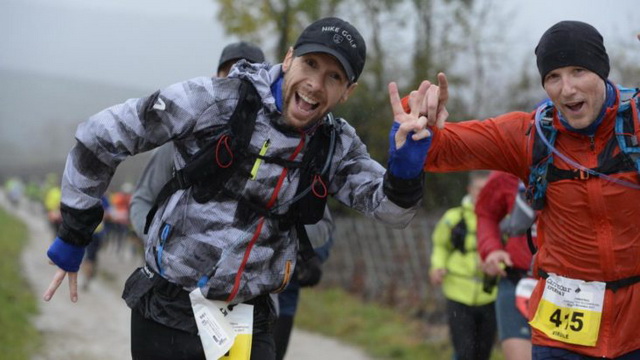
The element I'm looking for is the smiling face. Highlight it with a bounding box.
[543,66,606,129]
[281,49,357,129]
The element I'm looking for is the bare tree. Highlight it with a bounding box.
[215,0,343,59]
[213,0,515,209]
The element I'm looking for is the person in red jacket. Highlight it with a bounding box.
[476,171,536,360]
[396,21,640,359]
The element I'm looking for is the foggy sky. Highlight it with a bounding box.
[2,0,639,91]
[1,0,639,175]
[1,0,229,91]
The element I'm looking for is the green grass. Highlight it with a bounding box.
[0,207,41,359]
[296,287,504,360]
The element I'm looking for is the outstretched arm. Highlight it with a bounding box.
[43,77,217,303]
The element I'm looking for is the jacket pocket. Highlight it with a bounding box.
[121,266,157,311]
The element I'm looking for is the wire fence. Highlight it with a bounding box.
[321,211,448,323]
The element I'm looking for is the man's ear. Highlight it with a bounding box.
[282,47,294,72]
[339,82,358,104]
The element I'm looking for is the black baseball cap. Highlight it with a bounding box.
[293,17,366,84]
[217,41,265,72]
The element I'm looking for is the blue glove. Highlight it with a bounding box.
[47,237,86,272]
[388,122,432,179]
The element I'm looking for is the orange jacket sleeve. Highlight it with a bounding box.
[401,95,533,178]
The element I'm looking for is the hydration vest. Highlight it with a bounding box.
[450,208,468,254]
[144,79,338,260]
[525,86,640,211]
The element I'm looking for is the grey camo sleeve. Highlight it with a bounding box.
[328,122,420,229]
[58,77,217,245]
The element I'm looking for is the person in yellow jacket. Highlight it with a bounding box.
[44,184,62,235]
[429,170,496,360]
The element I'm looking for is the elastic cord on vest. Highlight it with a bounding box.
[534,104,640,190]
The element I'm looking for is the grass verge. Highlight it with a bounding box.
[296,287,504,360]
[296,287,452,359]
[0,207,40,359]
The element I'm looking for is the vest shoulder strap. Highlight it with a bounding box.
[615,88,640,174]
[286,114,340,261]
[526,102,557,210]
[144,79,260,233]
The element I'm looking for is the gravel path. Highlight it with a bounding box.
[3,193,372,360]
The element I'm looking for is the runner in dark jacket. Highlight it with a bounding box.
[43,17,433,360]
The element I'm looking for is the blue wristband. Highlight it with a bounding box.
[388,122,431,179]
[47,237,86,272]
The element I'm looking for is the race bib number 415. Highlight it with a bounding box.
[529,274,606,347]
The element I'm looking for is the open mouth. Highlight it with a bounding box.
[295,92,320,113]
[565,101,585,112]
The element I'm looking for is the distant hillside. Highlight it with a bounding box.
[0,69,154,186]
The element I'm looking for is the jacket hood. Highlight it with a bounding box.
[227,59,280,115]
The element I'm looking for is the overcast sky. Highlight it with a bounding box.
[1,0,228,91]
[1,0,639,175]
[2,0,639,91]
[503,0,640,68]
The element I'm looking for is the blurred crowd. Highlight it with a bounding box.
[3,173,142,289]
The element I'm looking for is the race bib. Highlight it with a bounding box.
[529,274,605,346]
[190,289,254,360]
[221,302,254,360]
[515,277,538,318]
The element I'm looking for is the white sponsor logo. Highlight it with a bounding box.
[153,98,166,111]
[321,26,357,48]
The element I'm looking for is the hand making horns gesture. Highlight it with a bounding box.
[388,80,431,149]
[387,73,450,149]
[423,72,449,130]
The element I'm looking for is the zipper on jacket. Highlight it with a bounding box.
[226,135,306,303]
[589,136,595,151]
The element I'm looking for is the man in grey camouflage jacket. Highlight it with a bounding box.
[43,17,434,360]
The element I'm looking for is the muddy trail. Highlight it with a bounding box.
[2,193,373,360]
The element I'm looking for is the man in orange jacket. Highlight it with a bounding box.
[395,21,640,359]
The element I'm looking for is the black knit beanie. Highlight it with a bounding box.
[535,20,609,85]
